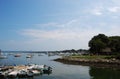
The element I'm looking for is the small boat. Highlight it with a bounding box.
[14,54,21,57]
[26,55,32,58]
[7,70,18,78]
[0,72,6,78]
[32,70,41,75]
[27,64,44,71]
[17,70,27,78]
[27,64,52,74]
[43,66,52,74]
[27,70,34,77]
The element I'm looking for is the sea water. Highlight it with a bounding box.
[0,52,120,79]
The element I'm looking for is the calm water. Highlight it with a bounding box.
[0,52,120,79]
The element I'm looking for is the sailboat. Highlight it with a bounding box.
[0,49,7,59]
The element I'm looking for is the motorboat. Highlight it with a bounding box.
[0,72,6,78]
[31,70,41,75]
[27,70,34,77]
[14,54,21,57]
[17,70,27,78]
[7,70,18,78]
[26,55,32,58]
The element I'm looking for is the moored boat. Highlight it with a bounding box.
[31,70,41,75]
[43,66,52,74]
[17,70,27,78]
[27,70,34,77]
[0,64,52,78]
[26,55,32,58]
[14,54,21,57]
[0,72,6,78]
[7,70,18,78]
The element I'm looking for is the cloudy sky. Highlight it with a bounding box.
[0,0,120,51]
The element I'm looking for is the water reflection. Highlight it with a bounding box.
[89,67,120,79]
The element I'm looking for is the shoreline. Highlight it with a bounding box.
[54,57,120,69]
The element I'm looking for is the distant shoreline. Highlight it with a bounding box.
[54,57,120,69]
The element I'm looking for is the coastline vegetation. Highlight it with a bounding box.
[67,55,113,60]
[54,34,120,68]
[89,34,120,56]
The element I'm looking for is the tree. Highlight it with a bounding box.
[109,36,120,53]
[89,34,120,55]
[89,34,109,54]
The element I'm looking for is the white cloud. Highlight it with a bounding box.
[22,29,81,40]
[91,8,103,16]
[19,18,120,50]
[108,6,120,13]
[36,22,65,28]
[21,18,120,39]
[86,0,120,16]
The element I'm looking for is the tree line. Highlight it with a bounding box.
[89,34,120,55]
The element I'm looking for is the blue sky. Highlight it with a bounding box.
[0,0,120,51]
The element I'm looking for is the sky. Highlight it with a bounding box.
[0,0,120,51]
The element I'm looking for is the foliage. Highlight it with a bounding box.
[89,34,120,55]
[89,34,109,54]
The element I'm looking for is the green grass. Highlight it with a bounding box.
[68,55,114,60]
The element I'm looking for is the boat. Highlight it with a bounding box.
[0,64,52,78]
[7,70,18,78]
[17,70,27,78]
[0,72,6,78]
[31,70,41,75]
[43,65,52,74]
[27,64,52,74]
[26,55,32,58]
[14,54,21,57]
[27,70,34,77]
[27,64,44,71]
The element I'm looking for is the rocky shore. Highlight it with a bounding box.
[54,57,120,69]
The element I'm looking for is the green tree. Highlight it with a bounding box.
[109,36,120,53]
[89,34,109,54]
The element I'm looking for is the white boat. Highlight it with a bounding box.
[14,54,21,57]
[27,64,44,71]
[17,70,27,78]
[32,70,41,75]
[26,55,32,58]
[0,72,6,78]
[27,70,34,77]
[7,70,18,78]
[27,64,52,74]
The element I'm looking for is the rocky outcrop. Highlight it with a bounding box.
[54,58,120,69]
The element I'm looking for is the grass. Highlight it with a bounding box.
[67,55,114,60]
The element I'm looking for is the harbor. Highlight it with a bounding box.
[0,52,120,79]
[0,64,52,78]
